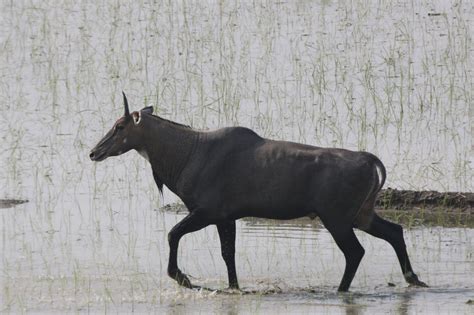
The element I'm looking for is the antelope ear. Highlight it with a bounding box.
[132,111,141,125]
[141,106,154,114]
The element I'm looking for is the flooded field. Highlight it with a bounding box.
[1,205,473,313]
[1,0,473,313]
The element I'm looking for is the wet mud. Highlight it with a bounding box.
[377,188,473,212]
[0,199,28,209]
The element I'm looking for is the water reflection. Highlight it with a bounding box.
[241,216,323,240]
[396,291,413,315]
[240,210,474,230]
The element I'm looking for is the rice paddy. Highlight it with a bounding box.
[0,0,472,313]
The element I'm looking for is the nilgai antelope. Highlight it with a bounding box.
[90,93,427,292]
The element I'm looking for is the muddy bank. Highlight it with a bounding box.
[0,199,28,209]
[375,189,473,227]
[376,188,473,212]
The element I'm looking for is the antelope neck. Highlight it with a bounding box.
[137,116,198,193]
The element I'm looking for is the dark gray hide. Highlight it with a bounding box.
[90,100,427,292]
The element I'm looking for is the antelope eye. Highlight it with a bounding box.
[116,125,125,130]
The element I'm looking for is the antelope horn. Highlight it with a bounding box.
[122,91,130,116]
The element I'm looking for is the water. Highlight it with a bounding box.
[2,205,473,313]
[0,0,473,313]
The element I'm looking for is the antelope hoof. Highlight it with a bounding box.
[229,283,240,290]
[169,269,193,288]
[177,273,193,288]
[408,279,428,288]
[337,285,350,292]
[226,286,241,293]
[407,274,428,288]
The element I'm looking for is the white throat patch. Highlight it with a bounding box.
[138,150,149,161]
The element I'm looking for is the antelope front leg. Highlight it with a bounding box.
[167,211,209,288]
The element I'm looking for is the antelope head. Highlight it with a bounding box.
[89,92,153,161]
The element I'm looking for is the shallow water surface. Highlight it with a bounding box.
[2,205,473,313]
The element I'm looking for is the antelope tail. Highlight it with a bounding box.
[372,154,386,194]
